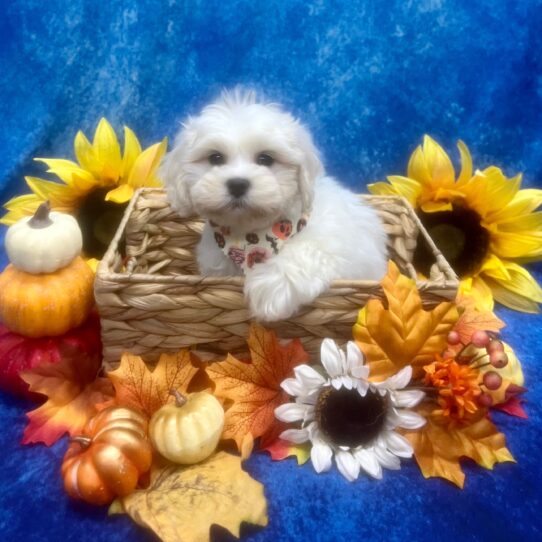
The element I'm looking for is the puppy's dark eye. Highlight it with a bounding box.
[209,152,226,166]
[256,153,274,167]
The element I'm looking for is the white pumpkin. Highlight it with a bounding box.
[5,202,83,274]
[150,391,225,464]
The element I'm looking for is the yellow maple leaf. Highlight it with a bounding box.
[106,350,199,419]
[110,452,268,542]
[205,324,309,457]
[353,261,459,381]
[403,404,515,488]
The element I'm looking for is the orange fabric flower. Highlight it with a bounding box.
[423,356,482,425]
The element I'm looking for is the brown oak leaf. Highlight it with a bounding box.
[21,345,114,446]
[106,350,199,419]
[205,324,309,457]
[110,451,268,542]
[353,261,459,381]
[403,404,515,488]
[453,295,505,345]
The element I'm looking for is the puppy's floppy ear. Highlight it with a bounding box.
[295,123,324,214]
[160,125,196,218]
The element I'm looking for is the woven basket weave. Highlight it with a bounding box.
[96,189,458,369]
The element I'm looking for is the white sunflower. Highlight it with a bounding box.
[275,339,426,481]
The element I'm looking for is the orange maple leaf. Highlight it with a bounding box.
[21,345,114,446]
[353,261,459,381]
[453,295,505,345]
[106,350,199,419]
[403,404,515,488]
[205,324,309,457]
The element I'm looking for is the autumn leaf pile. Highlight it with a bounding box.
[7,259,528,540]
[353,262,525,488]
[17,324,311,542]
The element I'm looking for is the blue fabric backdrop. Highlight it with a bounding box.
[1,1,541,541]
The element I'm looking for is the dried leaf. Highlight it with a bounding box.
[107,350,198,419]
[353,261,459,380]
[454,295,505,344]
[206,324,309,456]
[493,397,528,419]
[111,451,268,542]
[404,404,515,488]
[262,438,311,465]
[21,345,113,446]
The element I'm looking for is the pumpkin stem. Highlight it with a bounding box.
[29,201,53,229]
[70,436,92,449]
[170,389,188,407]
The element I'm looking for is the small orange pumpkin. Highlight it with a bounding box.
[61,407,153,506]
[0,202,94,337]
[0,257,94,337]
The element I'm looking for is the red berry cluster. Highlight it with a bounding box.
[446,329,508,408]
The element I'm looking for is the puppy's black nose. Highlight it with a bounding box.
[227,177,250,198]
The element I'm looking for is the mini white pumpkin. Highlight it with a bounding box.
[150,390,225,464]
[5,201,83,274]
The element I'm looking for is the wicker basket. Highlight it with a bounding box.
[95,189,458,369]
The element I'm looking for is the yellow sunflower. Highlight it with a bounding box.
[369,135,542,313]
[1,118,167,261]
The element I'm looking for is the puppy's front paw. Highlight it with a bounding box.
[244,259,326,322]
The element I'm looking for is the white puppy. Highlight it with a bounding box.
[162,89,388,321]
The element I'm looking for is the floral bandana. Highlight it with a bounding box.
[210,213,309,272]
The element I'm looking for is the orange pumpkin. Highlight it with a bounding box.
[0,256,94,337]
[61,407,153,505]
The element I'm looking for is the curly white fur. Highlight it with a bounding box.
[161,89,388,321]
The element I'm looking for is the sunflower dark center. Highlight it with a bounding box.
[316,387,388,448]
[76,187,128,258]
[413,205,490,278]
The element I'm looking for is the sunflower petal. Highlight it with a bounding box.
[490,188,542,223]
[105,184,134,204]
[34,158,97,188]
[408,136,455,188]
[466,168,521,218]
[480,254,511,281]
[24,177,81,209]
[491,231,542,259]
[2,193,43,211]
[496,211,542,233]
[0,194,43,225]
[456,140,473,185]
[464,276,495,312]
[385,176,422,206]
[485,262,542,313]
[122,126,143,179]
[34,158,80,170]
[74,130,100,176]
[93,118,123,182]
[420,200,453,213]
[127,138,167,188]
[367,181,400,197]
